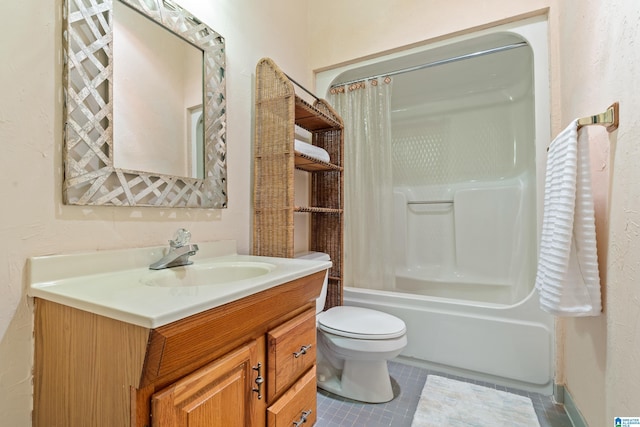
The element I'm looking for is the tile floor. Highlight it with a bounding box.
[315,361,573,427]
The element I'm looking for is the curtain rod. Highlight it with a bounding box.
[330,41,528,89]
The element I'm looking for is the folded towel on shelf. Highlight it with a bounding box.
[294,139,330,163]
[535,119,602,316]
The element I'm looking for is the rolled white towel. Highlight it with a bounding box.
[294,139,330,163]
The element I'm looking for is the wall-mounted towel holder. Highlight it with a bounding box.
[547,102,619,152]
[577,102,619,132]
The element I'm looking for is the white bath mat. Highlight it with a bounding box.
[411,375,540,427]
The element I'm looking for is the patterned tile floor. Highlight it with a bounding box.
[316,361,572,427]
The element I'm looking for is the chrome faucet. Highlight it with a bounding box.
[149,229,199,270]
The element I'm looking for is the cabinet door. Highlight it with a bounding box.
[152,338,266,427]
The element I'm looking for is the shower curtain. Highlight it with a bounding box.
[329,78,395,290]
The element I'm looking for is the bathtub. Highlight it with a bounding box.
[344,287,552,394]
[316,16,553,394]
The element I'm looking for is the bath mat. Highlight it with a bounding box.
[411,375,540,427]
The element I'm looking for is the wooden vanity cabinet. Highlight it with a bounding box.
[33,271,324,427]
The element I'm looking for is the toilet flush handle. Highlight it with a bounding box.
[293,344,313,358]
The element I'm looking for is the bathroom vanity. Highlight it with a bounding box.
[29,241,329,426]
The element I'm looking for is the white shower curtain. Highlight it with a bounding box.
[329,79,396,290]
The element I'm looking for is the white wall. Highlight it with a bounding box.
[0,0,310,425]
[555,0,640,425]
[308,0,550,73]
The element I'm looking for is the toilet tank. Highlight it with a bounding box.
[295,251,330,314]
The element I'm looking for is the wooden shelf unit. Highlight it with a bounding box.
[253,57,344,308]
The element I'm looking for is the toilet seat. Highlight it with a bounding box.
[317,306,406,340]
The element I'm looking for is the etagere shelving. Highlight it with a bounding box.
[253,58,344,308]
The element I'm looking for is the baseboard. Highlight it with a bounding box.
[554,383,565,404]
[562,386,589,427]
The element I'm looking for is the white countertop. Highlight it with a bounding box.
[28,240,331,328]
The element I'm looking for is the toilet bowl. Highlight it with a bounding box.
[296,252,408,403]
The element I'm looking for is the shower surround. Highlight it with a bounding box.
[318,17,554,393]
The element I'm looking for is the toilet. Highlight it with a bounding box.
[297,252,408,403]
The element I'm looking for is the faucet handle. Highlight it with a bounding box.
[169,228,191,248]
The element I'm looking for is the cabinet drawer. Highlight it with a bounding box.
[267,308,316,401]
[267,367,317,427]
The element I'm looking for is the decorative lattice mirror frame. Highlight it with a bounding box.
[62,0,227,208]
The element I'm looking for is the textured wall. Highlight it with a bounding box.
[556,1,640,425]
[0,0,310,424]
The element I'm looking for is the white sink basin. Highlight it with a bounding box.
[142,261,276,287]
[28,240,331,328]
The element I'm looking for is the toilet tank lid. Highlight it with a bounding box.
[295,251,330,261]
[317,306,406,339]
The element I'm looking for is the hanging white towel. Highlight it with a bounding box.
[535,119,602,316]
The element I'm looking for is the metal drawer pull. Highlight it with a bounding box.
[293,344,312,358]
[252,363,264,399]
[293,409,312,426]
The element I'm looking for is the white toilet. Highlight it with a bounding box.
[297,252,408,403]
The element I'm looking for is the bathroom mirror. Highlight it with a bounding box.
[112,1,204,179]
[62,0,227,207]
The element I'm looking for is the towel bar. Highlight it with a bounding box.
[547,102,619,152]
[577,102,619,132]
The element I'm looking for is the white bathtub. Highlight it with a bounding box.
[317,16,553,394]
[344,286,552,394]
